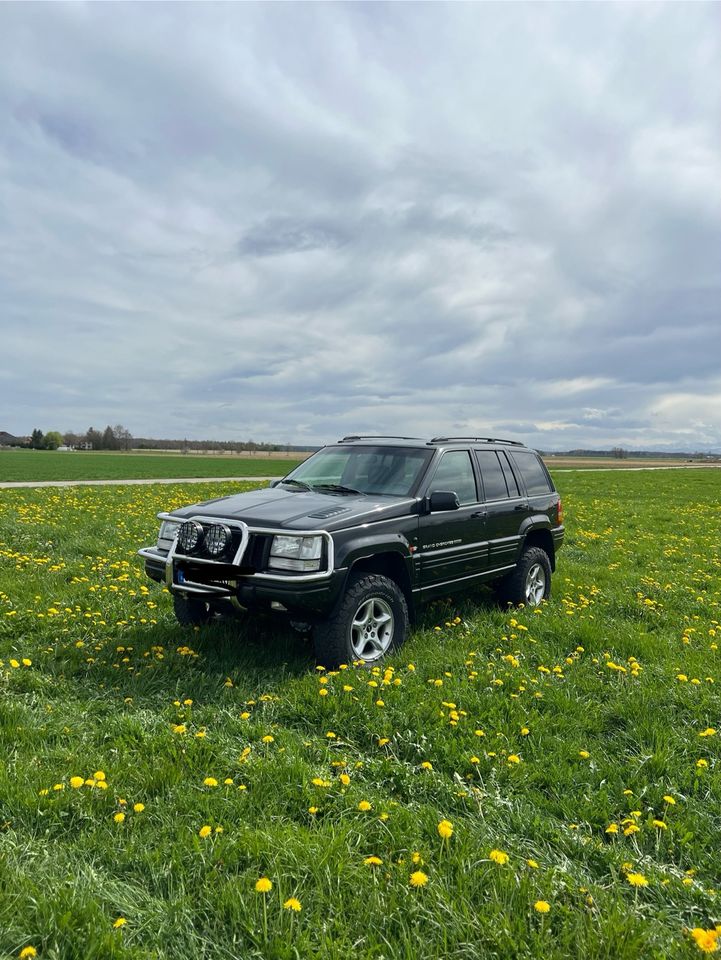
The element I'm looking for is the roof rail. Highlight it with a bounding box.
[429,436,524,446]
[339,435,424,442]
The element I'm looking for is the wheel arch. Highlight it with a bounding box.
[346,550,415,622]
[522,525,556,571]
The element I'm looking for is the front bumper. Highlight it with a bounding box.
[139,517,346,619]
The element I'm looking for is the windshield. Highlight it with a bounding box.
[282,445,432,497]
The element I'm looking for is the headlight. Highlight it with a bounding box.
[158,519,180,548]
[269,535,323,572]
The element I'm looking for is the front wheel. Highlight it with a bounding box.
[313,573,409,669]
[495,546,552,607]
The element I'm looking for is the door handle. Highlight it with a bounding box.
[470,510,487,519]
[514,503,529,511]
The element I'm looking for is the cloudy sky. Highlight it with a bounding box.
[1,3,720,450]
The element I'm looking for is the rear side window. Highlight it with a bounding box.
[511,451,553,495]
[475,451,510,500]
[498,452,520,497]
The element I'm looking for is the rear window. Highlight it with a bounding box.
[511,451,553,495]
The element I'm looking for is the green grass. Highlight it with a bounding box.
[0,471,719,959]
[0,450,298,483]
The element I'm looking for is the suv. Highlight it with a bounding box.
[138,436,564,667]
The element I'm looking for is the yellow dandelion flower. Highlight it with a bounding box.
[437,819,453,839]
[527,859,539,869]
[255,877,272,893]
[199,825,212,838]
[358,800,372,811]
[652,819,667,830]
[94,771,106,782]
[284,897,302,912]
[507,754,521,764]
[690,928,720,953]
[339,773,350,786]
[663,795,676,805]
[113,812,125,824]
[19,949,38,959]
[578,750,590,759]
[606,823,619,834]
[534,900,551,913]
[308,806,319,815]
[69,776,84,789]
[364,856,383,866]
[489,849,509,865]
[626,872,648,887]
[697,759,709,768]
[262,735,274,744]
[133,803,145,813]
[203,777,218,787]
[113,917,127,929]
[409,870,429,887]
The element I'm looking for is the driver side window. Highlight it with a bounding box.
[429,451,477,505]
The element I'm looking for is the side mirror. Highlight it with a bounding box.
[429,490,460,512]
[269,479,281,488]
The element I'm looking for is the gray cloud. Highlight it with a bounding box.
[0,2,720,451]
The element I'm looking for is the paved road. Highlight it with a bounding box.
[0,476,281,489]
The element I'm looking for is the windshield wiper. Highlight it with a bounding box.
[313,483,363,496]
[279,478,313,491]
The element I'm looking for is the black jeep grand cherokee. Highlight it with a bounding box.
[139,436,564,667]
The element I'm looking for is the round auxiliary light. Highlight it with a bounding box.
[177,520,204,554]
[205,523,232,557]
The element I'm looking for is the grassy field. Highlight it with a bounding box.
[0,450,299,483]
[0,471,719,959]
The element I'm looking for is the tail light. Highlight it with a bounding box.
[557,498,564,525]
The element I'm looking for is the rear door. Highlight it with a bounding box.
[418,449,488,591]
[474,449,528,573]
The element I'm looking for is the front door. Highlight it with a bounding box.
[418,450,488,594]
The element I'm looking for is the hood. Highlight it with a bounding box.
[170,484,415,531]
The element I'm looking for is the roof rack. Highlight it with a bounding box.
[339,435,424,442]
[429,436,524,446]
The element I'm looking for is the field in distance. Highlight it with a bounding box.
[0,449,302,483]
[4,447,718,486]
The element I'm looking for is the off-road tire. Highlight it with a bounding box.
[495,546,552,607]
[313,573,409,669]
[173,594,213,626]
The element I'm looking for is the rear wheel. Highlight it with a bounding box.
[495,546,552,607]
[173,594,213,626]
[313,573,408,669]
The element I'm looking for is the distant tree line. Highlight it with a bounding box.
[27,425,133,451]
[22,427,316,453]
